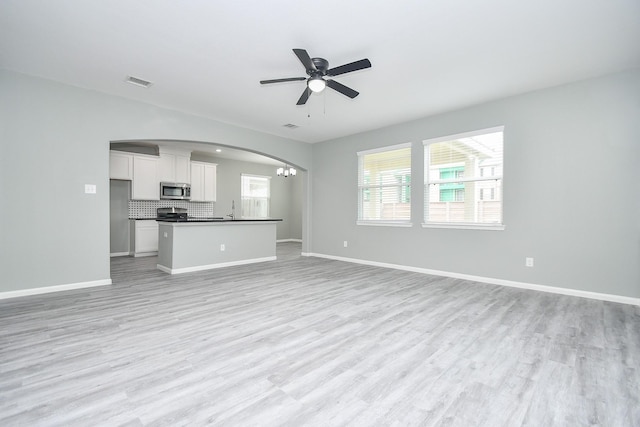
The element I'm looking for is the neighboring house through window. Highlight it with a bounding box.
[423,127,504,229]
[357,143,412,225]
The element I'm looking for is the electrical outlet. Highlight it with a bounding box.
[220,244,225,251]
[525,257,534,267]
[343,241,348,248]
[163,232,168,238]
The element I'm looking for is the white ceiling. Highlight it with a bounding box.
[1,1,639,144]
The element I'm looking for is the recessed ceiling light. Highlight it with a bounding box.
[125,76,152,88]
[215,149,222,152]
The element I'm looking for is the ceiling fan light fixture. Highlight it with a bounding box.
[308,77,326,93]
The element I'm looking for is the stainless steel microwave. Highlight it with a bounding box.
[160,182,191,200]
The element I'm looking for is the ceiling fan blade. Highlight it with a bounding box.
[327,58,371,77]
[293,48,316,72]
[296,87,311,105]
[260,77,306,84]
[326,79,359,99]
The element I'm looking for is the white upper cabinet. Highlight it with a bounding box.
[191,161,217,202]
[132,154,159,200]
[109,151,133,180]
[175,155,191,183]
[158,154,174,182]
[203,163,216,202]
[159,149,191,184]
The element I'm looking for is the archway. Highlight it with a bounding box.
[109,139,309,259]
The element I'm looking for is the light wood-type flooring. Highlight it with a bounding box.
[1,242,639,426]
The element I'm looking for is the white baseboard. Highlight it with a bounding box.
[277,239,303,243]
[303,252,640,307]
[0,279,112,300]
[132,252,158,258]
[157,256,277,275]
[110,252,129,257]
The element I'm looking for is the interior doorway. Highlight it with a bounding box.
[108,139,306,257]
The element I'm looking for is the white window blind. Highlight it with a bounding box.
[423,127,504,228]
[241,174,270,218]
[357,143,412,225]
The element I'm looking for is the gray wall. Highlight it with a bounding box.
[190,154,303,240]
[0,69,311,293]
[2,67,638,300]
[310,69,640,299]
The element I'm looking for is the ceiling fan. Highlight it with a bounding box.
[260,48,372,105]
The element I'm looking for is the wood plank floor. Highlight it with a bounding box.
[1,242,639,426]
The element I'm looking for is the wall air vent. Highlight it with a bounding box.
[125,76,153,88]
[282,123,299,129]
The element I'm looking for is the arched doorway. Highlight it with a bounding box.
[109,139,307,261]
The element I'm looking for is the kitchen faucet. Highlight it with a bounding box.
[227,200,235,220]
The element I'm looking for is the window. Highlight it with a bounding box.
[241,174,270,218]
[423,127,504,229]
[357,143,412,225]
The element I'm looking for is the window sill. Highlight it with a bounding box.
[357,221,413,227]
[421,222,505,231]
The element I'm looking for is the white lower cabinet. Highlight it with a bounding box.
[130,220,159,256]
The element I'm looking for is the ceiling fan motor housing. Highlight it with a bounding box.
[310,57,329,74]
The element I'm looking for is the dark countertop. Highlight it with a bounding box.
[155,217,282,223]
[130,217,226,221]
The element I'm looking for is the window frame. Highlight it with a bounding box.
[240,173,271,219]
[357,142,413,227]
[422,126,505,230]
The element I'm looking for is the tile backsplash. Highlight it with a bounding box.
[129,200,215,219]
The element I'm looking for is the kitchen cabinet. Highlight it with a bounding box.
[159,150,191,184]
[191,161,217,202]
[132,154,159,200]
[130,220,158,256]
[109,151,133,180]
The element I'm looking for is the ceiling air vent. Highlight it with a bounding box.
[282,123,299,129]
[125,76,153,88]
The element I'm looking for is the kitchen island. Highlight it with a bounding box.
[156,219,282,274]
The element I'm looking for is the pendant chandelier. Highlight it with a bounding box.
[276,165,297,177]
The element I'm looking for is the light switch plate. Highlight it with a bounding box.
[84,184,96,194]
